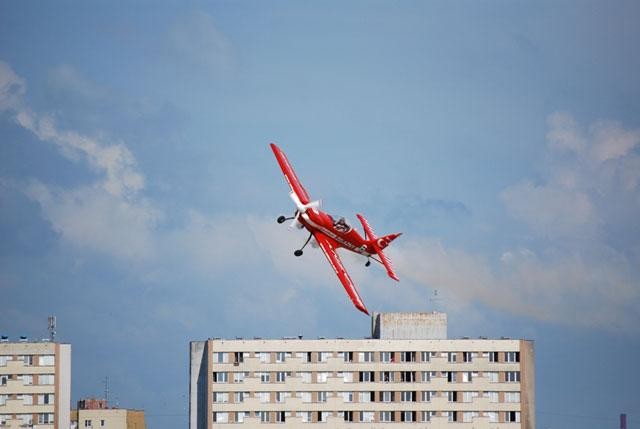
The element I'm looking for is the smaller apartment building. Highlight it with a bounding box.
[0,339,71,429]
[70,398,146,429]
[190,312,535,429]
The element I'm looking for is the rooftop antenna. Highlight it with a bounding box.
[103,376,110,406]
[47,316,56,342]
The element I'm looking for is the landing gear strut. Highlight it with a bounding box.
[294,233,313,257]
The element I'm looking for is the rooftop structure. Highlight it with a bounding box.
[71,399,146,429]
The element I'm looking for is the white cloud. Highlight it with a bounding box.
[0,60,26,111]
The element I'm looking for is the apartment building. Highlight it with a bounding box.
[0,338,71,429]
[70,398,146,429]
[189,312,534,429]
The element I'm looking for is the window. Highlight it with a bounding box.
[257,372,270,383]
[19,374,34,385]
[485,371,498,382]
[358,351,373,362]
[358,391,374,403]
[296,352,310,363]
[300,411,312,423]
[236,412,250,423]
[213,412,228,423]
[447,352,457,362]
[0,356,8,366]
[421,411,436,422]
[38,413,54,424]
[462,372,473,383]
[318,352,330,362]
[421,391,434,402]
[317,411,329,422]
[276,372,287,383]
[343,411,353,422]
[257,352,271,363]
[421,371,436,382]
[483,391,498,403]
[276,411,286,423]
[213,372,228,383]
[276,352,287,363]
[445,371,455,382]
[463,411,479,422]
[340,372,354,383]
[234,371,248,383]
[0,415,8,425]
[85,420,92,427]
[380,371,394,382]
[506,371,521,383]
[317,372,329,383]
[359,371,374,382]
[400,351,416,362]
[0,395,6,406]
[214,352,228,363]
[317,391,328,402]
[234,352,245,363]
[276,392,290,403]
[462,391,479,403]
[447,411,457,422]
[380,411,393,422]
[340,351,353,362]
[257,411,270,422]
[505,352,520,363]
[506,411,521,422]
[22,355,34,366]
[380,351,392,362]
[421,351,435,362]
[213,392,229,403]
[0,375,7,385]
[342,391,353,402]
[380,391,393,402]
[400,391,416,402]
[299,372,311,383]
[257,392,270,403]
[462,352,473,362]
[484,351,498,362]
[401,411,415,422]
[298,392,311,403]
[40,374,54,385]
[19,394,33,405]
[361,411,375,422]
[400,371,415,382]
[447,391,457,402]
[485,411,498,422]
[505,392,521,403]
[234,392,247,403]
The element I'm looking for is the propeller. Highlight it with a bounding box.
[289,192,321,229]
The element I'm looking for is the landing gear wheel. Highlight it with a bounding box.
[277,216,286,224]
[365,260,371,267]
[294,250,303,257]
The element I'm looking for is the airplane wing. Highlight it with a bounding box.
[270,143,311,205]
[313,231,370,315]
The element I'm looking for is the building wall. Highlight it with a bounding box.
[72,408,146,429]
[0,341,71,429]
[191,337,534,429]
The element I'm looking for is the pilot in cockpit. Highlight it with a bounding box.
[334,217,350,233]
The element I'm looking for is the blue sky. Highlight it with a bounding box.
[1,1,639,428]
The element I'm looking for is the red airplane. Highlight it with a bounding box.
[270,143,402,315]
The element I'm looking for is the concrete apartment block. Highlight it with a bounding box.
[70,398,146,429]
[190,312,535,429]
[0,340,71,429]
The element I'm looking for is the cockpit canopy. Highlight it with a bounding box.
[329,215,352,233]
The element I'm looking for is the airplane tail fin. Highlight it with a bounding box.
[356,214,401,282]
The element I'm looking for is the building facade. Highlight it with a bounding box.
[0,340,71,429]
[189,313,535,429]
[70,398,146,429]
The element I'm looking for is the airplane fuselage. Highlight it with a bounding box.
[299,209,373,257]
